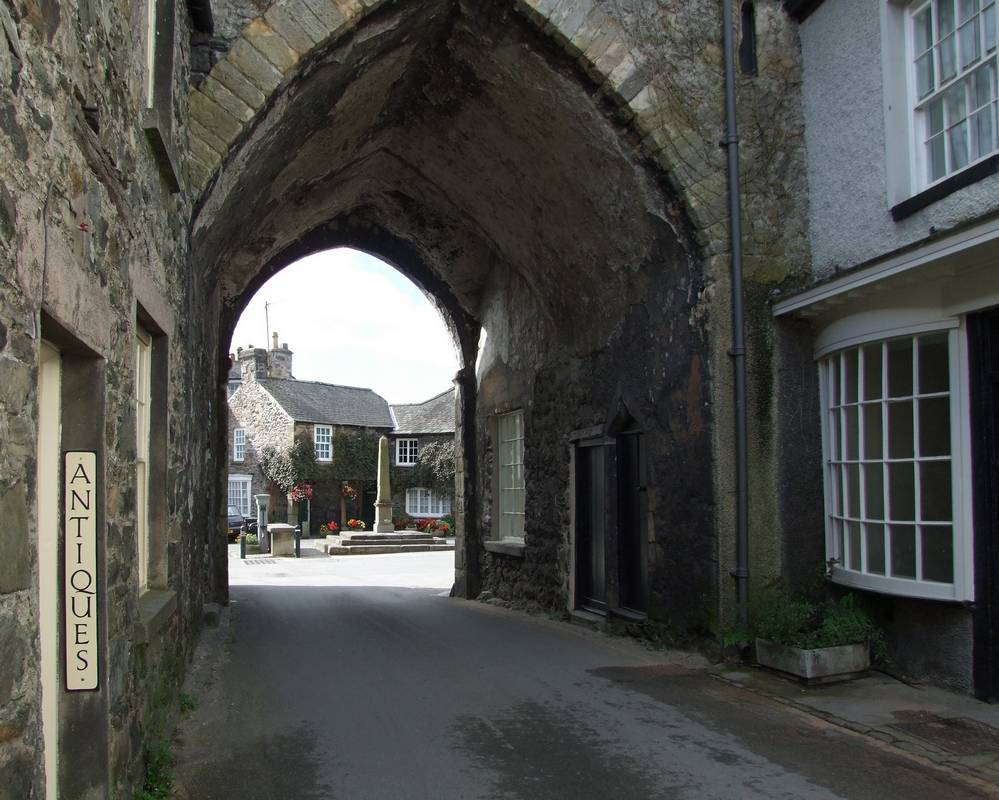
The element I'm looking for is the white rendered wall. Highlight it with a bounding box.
[799,0,999,277]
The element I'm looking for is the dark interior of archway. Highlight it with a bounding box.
[195,0,716,625]
[195,0,695,364]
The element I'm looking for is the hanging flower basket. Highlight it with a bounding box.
[290,483,313,503]
[341,483,358,500]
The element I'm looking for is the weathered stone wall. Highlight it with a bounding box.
[228,379,295,503]
[0,0,222,794]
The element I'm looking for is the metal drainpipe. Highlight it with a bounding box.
[722,0,751,627]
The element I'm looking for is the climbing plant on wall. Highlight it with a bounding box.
[391,438,456,494]
[258,440,317,493]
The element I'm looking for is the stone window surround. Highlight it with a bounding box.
[494,409,526,541]
[883,0,999,218]
[396,437,418,466]
[141,0,181,191]
[314,424,332,461]
[135,303,170,596]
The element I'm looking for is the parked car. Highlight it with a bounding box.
[227,506,245,541]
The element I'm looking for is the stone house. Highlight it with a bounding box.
[227,336,396,530]
[774,0,999,698]
[389,388,457,522]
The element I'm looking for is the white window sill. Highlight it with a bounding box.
[829,566,964,603]
[484,537,526,558]
[395,463,416,467]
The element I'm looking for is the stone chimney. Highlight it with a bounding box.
[267,332,293,380]
[238,344,268,382]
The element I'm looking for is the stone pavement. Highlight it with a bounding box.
[715,664,999,790]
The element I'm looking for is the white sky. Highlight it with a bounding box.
[229,248,460,405]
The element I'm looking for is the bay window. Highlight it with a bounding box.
[820,329,970,600]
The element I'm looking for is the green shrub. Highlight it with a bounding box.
[728,587,887,661]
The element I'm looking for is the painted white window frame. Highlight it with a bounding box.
[396,438,419,465]
[314,424,332,461]
[136,327,152,593]
[818,320,973,602]
[906,0,998,189]
[497,410,526,540]
[405,487,452,517]
[233,427,246,462]
[228,475,253,517]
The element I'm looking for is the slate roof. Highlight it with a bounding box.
[258,379,395,429]
[390,388,456,435]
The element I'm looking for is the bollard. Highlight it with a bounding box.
[240,531,246,559]
[295,525,301,558]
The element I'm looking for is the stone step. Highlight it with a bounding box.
[326,543,456,556]
[340,534,443,544]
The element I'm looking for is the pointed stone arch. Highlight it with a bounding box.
[186,0,727,252]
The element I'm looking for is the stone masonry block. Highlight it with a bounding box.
[569,6,611,58]
[333,0,364,20]
[264,4,319,54]
[243,18,301,73]
[276,0,332,44]
[581,17,620,68]
[518,0,560,24]
[0,483,29,593]
[611,57,647,103]
[228,38,284,94]
[202,75,254,123]
[301,0,348,37]
[593,38,629,83]
[189,134,222,171]
[550,0,594,56]
[190,117,228,157]
[191,89,243,145]
[187,157,212,191]
[212,59,267,110]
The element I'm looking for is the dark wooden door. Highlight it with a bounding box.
[617,432,648,613]
[970,308,999,702]
[577,442,607,612]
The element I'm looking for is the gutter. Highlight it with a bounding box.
[722,0,751,627]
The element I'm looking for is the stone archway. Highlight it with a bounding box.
[192,0,721,630]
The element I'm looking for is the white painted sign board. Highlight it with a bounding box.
[64,452,98,691]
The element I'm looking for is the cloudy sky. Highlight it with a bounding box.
[229,249,460,405]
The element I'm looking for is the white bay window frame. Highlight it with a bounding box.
[818,320,973,602]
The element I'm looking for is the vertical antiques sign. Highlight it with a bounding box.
[65,452,98,691]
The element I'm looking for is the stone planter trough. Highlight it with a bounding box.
[755,639,869,686]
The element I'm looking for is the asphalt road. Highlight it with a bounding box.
[171,549,990,799]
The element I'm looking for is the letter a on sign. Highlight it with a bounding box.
[65,452,98,691]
